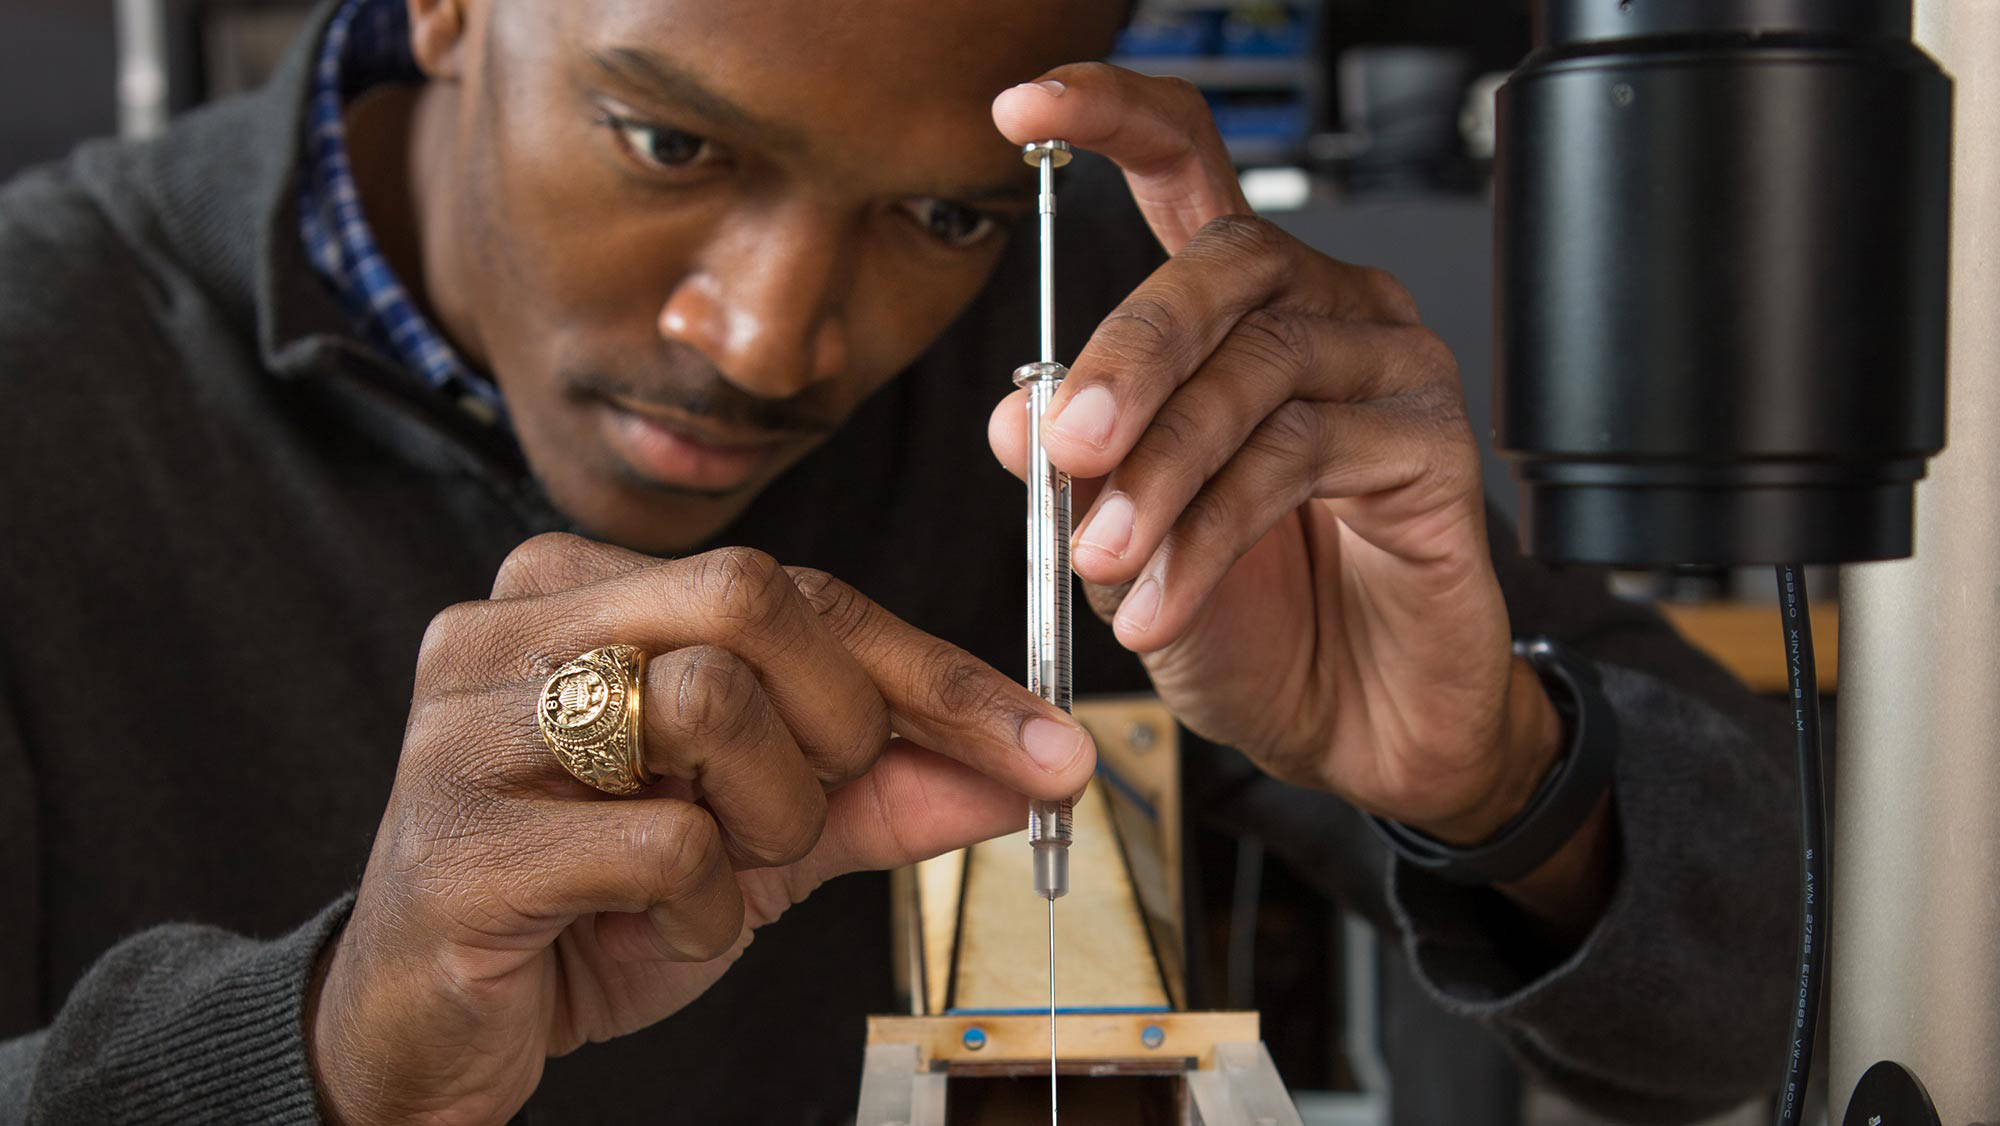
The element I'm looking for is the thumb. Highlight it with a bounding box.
[987,386,1108,516]
[991,61,1249,253]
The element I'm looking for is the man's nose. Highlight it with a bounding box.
[656,210,851,400]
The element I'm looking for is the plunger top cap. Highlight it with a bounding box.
[1022,140,1072,168]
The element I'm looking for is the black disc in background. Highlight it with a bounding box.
[1843,1061,1942,1126]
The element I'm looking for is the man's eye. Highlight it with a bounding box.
[902,199,999,248]
[606,117,711,170]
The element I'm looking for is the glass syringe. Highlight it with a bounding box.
[1015,137,1073,1126]
[1014,137,1075,904]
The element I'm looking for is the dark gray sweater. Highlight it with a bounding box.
[0,8,1797,1123]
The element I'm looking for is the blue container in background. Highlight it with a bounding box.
[1220,7,1307,57]
[1114,11,1222,57]
[1209,97,1306,141]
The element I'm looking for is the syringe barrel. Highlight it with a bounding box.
[1013,362,1072,717]
[1028,795,1072,840]
[1017,361,1075,901]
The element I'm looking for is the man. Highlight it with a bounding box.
[0,0,1795,1122]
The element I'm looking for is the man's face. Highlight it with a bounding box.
[422,0,1123,553]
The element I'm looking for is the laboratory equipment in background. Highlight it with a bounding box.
[1332,46,1477,195]
[1496,0,1949,567]
[112,0,318,140]
[1494,2,1973,1123]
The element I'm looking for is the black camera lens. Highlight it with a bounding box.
[1494,0,1951,565]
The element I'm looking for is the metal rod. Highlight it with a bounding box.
[113,0,170,140]
[1832,2,2000,1118]
[1038,148,1056,364]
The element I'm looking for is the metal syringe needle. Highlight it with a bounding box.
[1047,895,1057,1126]
[1016,137,1073,1126]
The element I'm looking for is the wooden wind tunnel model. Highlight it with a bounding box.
[855,698,1302,1126]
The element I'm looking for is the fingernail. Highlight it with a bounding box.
[1036,80,1067,97]
[1117,577,1162,634]
[1050,385,1115,449]
[1077,493,1135,559]
[1021,717,1088,772]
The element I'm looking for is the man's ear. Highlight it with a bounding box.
[407,0,468,79]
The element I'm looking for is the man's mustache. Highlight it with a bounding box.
[565,362,842,438]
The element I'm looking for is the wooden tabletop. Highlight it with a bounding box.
[1654,601,1839,694]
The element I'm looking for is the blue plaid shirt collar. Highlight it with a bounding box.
[299,0,503,421]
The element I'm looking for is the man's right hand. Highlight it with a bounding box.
[306,533,1095,1126]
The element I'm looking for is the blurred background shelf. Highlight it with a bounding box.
[1112,0,1325,165]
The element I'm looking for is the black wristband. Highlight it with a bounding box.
[1368,637,1619,886]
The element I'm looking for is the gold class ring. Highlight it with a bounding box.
[536,644,653,796]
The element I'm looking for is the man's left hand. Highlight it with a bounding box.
[990,65,1609,927]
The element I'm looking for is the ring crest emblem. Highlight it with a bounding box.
[536,645,650,795]
[547,668,612,730]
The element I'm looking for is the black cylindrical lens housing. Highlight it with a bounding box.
[1494,0,1951,565]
